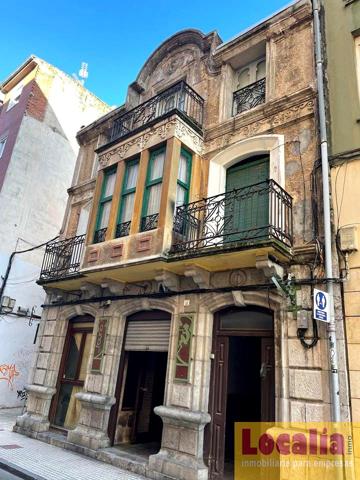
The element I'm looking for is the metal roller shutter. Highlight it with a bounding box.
[124,320,171,352]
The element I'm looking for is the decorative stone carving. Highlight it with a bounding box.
[232,290,246,307]
[101,279,126,295]
[155,270,180,292]
[184,266,210,289]
[255,254,284,278]
[80,282,102,298]
[229,269,248,286]
[98,117,204,168]
[14,384,56,434]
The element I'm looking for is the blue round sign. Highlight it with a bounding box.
[315,291,327,310]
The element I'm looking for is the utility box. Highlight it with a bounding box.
[339,225,358,252]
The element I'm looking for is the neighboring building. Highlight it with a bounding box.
[0,56,111,408]
[14,2,350,479]
[322,0,360,461]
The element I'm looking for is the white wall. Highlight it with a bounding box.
[0,67,110,407]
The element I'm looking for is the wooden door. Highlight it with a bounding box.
[260,337,275,422]
[208,336,229,479]
[50,317,94,429]
[225,155,269,242]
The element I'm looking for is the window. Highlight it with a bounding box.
[233,57,266,115]
[0,137,7,158]
[176,148,192,208]
[7,83,23,111]
[141,147,166,231]
[94,167,117,243]
[116,158,139,237]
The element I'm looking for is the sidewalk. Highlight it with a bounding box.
[0,408,146,480]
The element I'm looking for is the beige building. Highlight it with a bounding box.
[14,2,351,479]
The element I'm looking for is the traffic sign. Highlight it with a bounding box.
[313,288,330,323]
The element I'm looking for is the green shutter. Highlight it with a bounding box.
[225,155,269,241]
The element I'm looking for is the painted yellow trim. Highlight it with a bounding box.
[130,149,150,235]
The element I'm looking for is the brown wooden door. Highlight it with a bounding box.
[209,335,229,480]
[260,337,275,422]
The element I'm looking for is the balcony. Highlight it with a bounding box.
[39,234,85,282]
[109,81,204,144]
[233,78,266,116]
[170,179,292,257]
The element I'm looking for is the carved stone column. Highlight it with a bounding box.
[67,392,116,450]
[149,406,210,480]
[14,384,56,434]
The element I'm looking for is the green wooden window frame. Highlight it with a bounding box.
[116,157,139,235]
[141,146,166,223]
[94,166,117,240]
[176,148,192,208]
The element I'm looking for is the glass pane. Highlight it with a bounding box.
[220,309,273,331]
[147,183,162,215]
[237,68,250,89]
[63,333,82,380]
[150,151,165,181]
[125,162,139,190]
[176,184,186,207]
[54,383,82,429]
[104,171,116,197]
[120,193,135,222]
[78,333,92,381]
[178,153,188,184]
[256,60,266,80]
[99,201,111,228]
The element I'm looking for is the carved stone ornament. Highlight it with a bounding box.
[98,117,204,168]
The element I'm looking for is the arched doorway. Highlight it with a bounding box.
[50,315,94,430]
[205,306,275,480]
[110,310,171,451]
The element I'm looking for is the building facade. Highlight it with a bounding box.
[322,0,360,463]
[0,57,110,408]
[14,2,351,479]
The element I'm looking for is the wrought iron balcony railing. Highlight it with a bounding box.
[170,179,293,255]
[110,81,204,143]
[39,234,85,282]
[233,78,266,116]
[93,227,107,244]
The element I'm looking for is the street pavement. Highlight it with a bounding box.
[0,408,146,480]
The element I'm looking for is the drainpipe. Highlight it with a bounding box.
[312,0,341,421]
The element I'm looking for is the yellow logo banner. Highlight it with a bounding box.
[235,422,356,480]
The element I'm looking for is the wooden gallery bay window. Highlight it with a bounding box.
[141,147,166,232]
[94,166,117,243]
[116,158,139,237]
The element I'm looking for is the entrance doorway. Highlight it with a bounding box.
[50,315,94,430]
[206,307,275,480]
[110,310,170,454]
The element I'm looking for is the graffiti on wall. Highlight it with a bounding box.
[0,364,20,389]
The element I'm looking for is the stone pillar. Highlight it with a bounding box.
[149,299,212,480]
[14,384,56,434]
[67,392,115,450]
[149,406,210,480]
[14,304,65,436]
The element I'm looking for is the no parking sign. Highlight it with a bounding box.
[313,288,330,323]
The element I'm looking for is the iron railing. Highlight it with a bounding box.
[40,234,85,281]
[233,78,266,116]
[93,228,107,244]
[141,213,159,232]
[170,179,292,255]
[115,221,131,238]
[110,81,204,142]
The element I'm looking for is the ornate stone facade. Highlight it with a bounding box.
[15,2,350,480]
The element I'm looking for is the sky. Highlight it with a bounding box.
[1,0,292,107]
